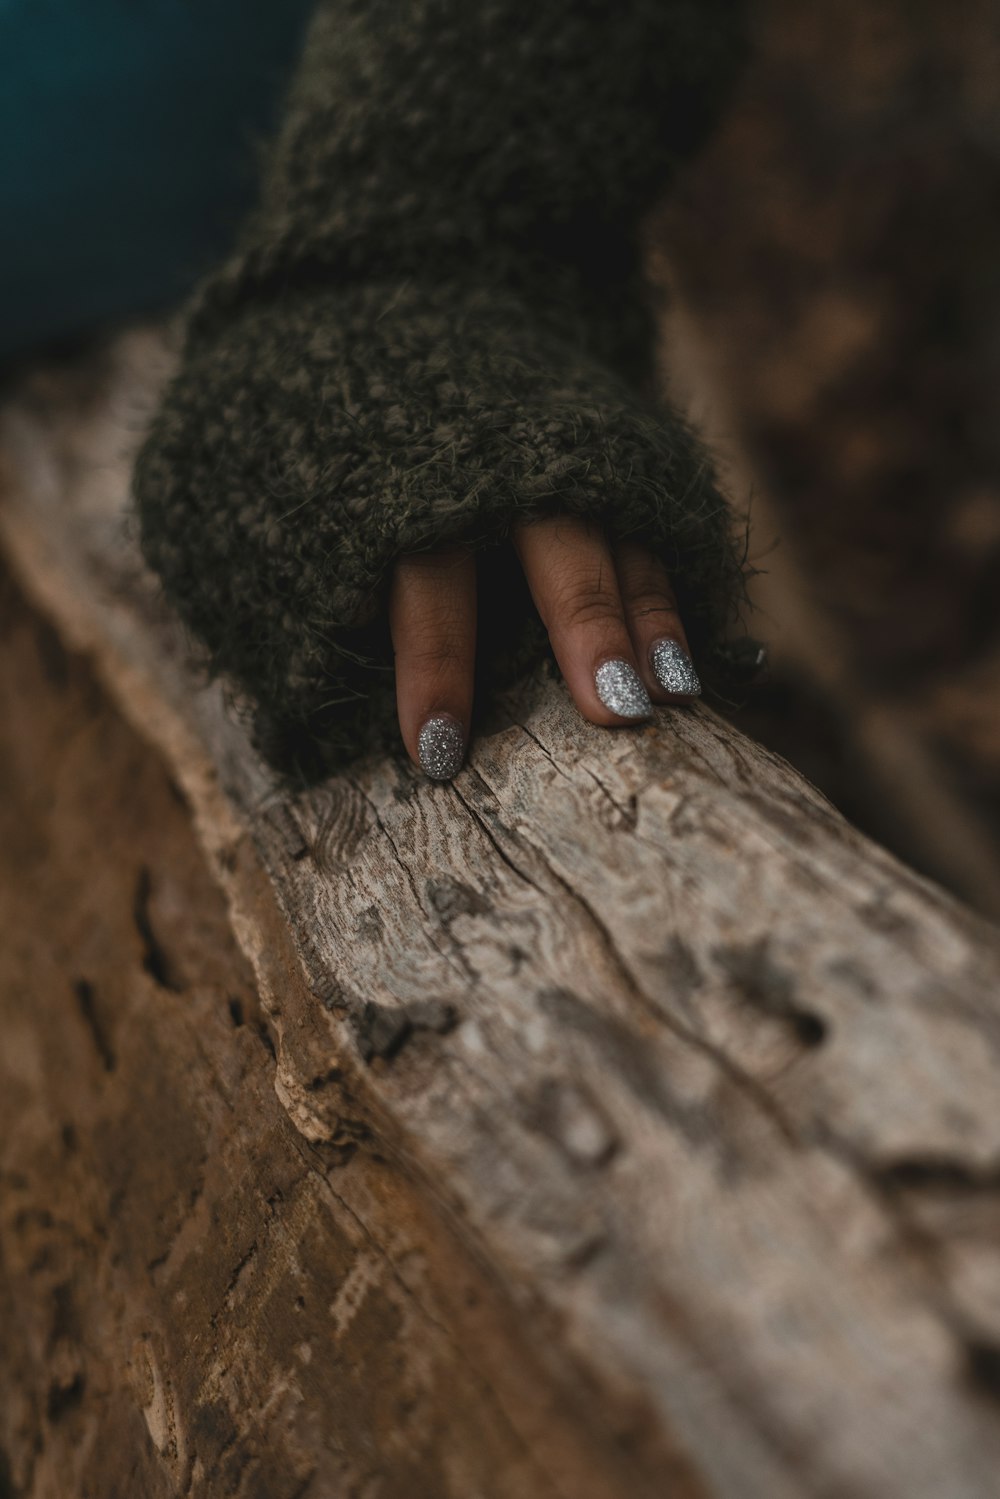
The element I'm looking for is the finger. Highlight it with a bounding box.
[389,546,476,779]
[512,516,652,725]
[614,540,701,701]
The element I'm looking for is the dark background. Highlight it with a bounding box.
[656,0,1000,916]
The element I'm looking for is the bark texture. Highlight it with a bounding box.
[3,333,1000,1496]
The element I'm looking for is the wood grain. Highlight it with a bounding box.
[3,331,1000,1497]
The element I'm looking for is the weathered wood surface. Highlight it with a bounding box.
[1,568,615,1499]
[3,332,1000,1497]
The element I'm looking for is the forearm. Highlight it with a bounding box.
[194,0,747,365]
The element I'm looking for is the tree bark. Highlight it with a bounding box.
[2,333,1000,1497]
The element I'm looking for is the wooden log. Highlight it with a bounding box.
[3,331,1000,1497]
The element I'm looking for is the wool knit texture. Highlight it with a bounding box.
[133,0,749,782]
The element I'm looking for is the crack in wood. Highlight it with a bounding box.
[132,864,184,993]
[72,977,115,1073]
[874,1157,1000,1196]
[713,937,829,1048]
[352,998,459,1064]
[467,759,801,1144]
[348,774,480,991]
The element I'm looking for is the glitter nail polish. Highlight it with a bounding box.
[650,639,701,697]
[417,714,465,780]
[594,659,653,720]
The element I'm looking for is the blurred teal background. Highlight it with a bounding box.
[0,0,314,361]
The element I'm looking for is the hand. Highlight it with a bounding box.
[135,276,736,786]
[390,514,701,780]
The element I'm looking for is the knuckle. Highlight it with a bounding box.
[624,590,677,622]
[561,588,622,631]
[402,634,467,675]
[551,565,621,631]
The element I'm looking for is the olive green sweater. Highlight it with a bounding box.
[133,0,749,782]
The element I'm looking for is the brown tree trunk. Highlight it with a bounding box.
[2,334,1000,1496]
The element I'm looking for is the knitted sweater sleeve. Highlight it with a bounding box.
[132,0,749,782]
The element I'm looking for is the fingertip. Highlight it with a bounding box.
[416,712,467,781]
[593,657,654,722]
[390,547,477,778]
[648,637,701,700]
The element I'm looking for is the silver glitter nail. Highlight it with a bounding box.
[650,639,701,697]
[594,659,653,720]
[418,714,465,780]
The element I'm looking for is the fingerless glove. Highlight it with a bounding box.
[133,0,749,780]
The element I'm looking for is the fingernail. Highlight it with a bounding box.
[594,659,653,720]
[650,639,701,697]
[418,714,466,780]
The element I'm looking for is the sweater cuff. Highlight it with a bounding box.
[134,276,746,779]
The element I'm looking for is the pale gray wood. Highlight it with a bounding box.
[3,331,1000,1498]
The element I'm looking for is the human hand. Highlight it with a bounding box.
[135,276,738,786]
[391,515,700,781]
[131,0,748,786]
